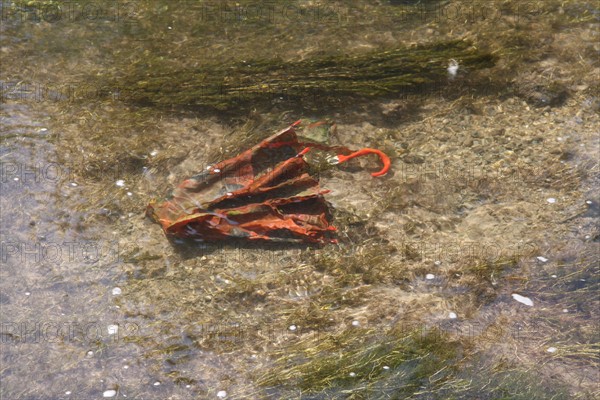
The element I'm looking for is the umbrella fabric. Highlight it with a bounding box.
[146,121,389,244]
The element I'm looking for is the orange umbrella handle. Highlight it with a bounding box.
[335,148,391,177]
[290,120,390,177]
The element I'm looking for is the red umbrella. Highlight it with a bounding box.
[146,120,390,244]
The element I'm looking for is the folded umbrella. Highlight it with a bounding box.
[146,120,390,244]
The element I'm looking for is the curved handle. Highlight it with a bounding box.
[335,148,391,177]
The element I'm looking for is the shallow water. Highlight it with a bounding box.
[1,0,599,399]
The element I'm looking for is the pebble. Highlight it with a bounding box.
[551,274,557,278]
[426,274,435,280]
[349,372,356,377]
[65,391,71,395]
[288,325,297,331]
[351,320,360,327]
[434,260,441,266]
[536,256,548,263]
[103,390,117,398]
[448,312,457,319]
[217,390,227,398]
[112,287,122,295]
[447,59,459,77]
[382,365,390,371]
[107,325,119,335]
[25,292,31,296]
[546,197,557,203]
[116,180,125,187]
[511,293,534,307]
[150,150,159,157]
[70,182,78,187]
[153,381,160,386]
[547,347,557,353]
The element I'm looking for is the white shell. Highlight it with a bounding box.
[511,293,533,307]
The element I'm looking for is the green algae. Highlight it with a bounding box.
[110,40,496,110]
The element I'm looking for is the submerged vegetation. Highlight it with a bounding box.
[258,326,462,396]
[111,40,496,110]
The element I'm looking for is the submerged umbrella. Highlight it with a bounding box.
[146,120,390,244]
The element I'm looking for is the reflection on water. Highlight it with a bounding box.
[1,0,599,399]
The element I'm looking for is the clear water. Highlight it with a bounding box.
[1,1,598,399]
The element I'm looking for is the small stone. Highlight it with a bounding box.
[103,390,117,398]
[288,325,297,331]
[150,150,159,157]
[546,198,556,203]
[116,180,125,187]
[547,347,557,353]
[107,325,119,335]
[153,381,160,386]
[87,350,94,357]
[127,192,133,196]
[383,365,390,370]
[426,274,435,280]
[39,128,48,132]
[536,256,548,263]
[462,138,473,147]
[511,293,534,307]
[562,309,568,313]
[351,320,360,327]
[448,312,457,319]
[25,292,31,296]
[70,182,78,187]
[349,372,356,377]
[65,391,71,395]
[434,260,441,266]
[447,59,459,77]
[551,274,557,278]
[217,390,227,398]
[403,154,424,164]
[112,287,122,295]
[213,168,221,173]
